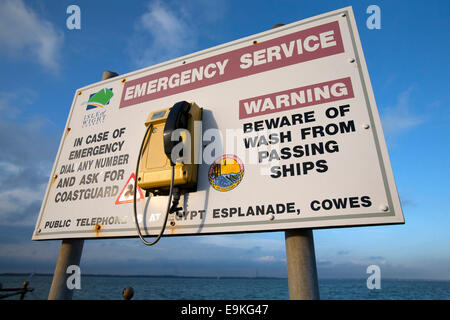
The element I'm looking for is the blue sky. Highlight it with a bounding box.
[0,0,449,281]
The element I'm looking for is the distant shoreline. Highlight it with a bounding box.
[0,272,285,280]
[1,273,449,282]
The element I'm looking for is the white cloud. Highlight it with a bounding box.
[0,89,37,119]
[255,255,276,262]
[380,86,424,136]
[0,161,21,175]
[350,258,387,266]
[0,90,58,227]
[0,185,46,226]
[139,1,188,48]
[129,1,196,67]
[0,242,57,260]
[0,0,63,72]
[128,0,227,68]
[196,234,284,252]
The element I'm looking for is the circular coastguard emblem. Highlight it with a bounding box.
[208,154,245,192]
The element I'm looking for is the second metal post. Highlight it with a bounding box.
[284,229,320,300]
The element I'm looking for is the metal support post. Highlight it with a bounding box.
[284,229,320,300]
[47,70,118,300]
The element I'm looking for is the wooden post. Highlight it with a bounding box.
[47,70,118,300]
[284,229,320,300]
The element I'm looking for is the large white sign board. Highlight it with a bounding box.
[33,7,404,240]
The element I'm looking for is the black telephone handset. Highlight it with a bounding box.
[163,101,191,166]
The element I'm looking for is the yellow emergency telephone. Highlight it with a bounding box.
[133,101,202,246]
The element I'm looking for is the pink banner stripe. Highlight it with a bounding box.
[119,21,344,108]
[239,77,354,119]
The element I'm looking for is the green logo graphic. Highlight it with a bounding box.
[86,88,114,110]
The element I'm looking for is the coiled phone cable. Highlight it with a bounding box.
[133,124,174,246]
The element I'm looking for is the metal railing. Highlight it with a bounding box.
[0,281,34,300]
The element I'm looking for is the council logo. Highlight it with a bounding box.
[85,88,113,110]
[81,88,113,128]
[208,154,244,192]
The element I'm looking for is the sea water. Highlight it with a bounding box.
[0,274,449,300]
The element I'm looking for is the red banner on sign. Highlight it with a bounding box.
[239,77,354,119]
[119,21,344,109]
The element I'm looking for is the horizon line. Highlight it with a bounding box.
[1,272,449,282]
